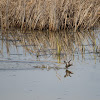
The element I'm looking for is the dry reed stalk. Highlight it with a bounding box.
[0,10,3,32]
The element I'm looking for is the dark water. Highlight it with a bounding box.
[0,29,100,100]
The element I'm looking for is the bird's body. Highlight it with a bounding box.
[64,60,72,68]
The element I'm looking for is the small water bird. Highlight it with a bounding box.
[64,60,72,68]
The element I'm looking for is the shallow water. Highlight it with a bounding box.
[0,29,100,100]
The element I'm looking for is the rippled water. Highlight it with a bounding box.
[0,29,100,100]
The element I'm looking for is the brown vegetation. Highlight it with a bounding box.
[0,0,100,31]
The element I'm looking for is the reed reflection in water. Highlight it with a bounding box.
[0,29,100,64]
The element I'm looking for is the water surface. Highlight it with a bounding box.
[0,29,100,100]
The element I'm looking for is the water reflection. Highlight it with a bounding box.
[0,30,99,79]
[64,69,73,78]
[0,30,100,62]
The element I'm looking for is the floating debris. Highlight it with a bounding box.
[33,65,66,70]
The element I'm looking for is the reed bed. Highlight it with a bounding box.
[0,0,100,31]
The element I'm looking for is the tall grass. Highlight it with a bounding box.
[0,0,100,31]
